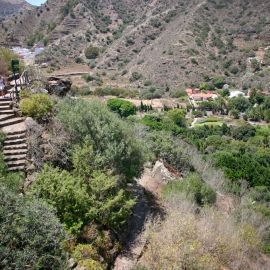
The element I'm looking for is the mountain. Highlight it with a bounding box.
[1,0,270,92]
[0,0,32,21]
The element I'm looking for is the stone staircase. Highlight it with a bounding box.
[0,97,27,172]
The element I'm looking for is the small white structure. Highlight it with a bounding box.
[229,90,245,98]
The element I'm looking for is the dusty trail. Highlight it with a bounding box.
[113,169,164,270]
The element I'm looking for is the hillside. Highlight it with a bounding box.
[1,0,270,92]
[0,0,32,21]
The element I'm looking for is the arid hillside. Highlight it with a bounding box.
[0,0,32,21]
[1,0,270,91]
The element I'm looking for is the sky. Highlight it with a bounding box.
[25,0,47,6]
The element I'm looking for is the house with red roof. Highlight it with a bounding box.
[186,88,218,102]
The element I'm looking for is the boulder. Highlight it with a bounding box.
[46,76,72,96]
[152,160,176,184]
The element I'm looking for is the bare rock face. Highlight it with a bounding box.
[47,77,72,97]
[151,160,176,184]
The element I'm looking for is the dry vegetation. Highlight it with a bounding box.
[140,194,270,270]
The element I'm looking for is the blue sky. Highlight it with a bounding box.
[26,0,46,6]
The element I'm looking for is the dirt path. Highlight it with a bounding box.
[113,169,164,270]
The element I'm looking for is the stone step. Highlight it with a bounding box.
[0,110,14,115]
[0,117,23,128]
[6,159,26,168]
[0,114,15,122]
[4,148,28,156]
[8,165,25,172]
[0,97,12,101]
[4,154,27,162]
[0,105,11,111]
[0,101,12,106]
[4,138,26,146]
[6,133,26,140]
[5,129,26,136]
[3,143,27,151]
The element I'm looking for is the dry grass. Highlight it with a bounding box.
[140,195,270,270]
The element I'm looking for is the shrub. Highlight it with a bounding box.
[130,72,143,82]
[107,98,136,117]
[85,45,100,59]
[20,93,54,121]
[170,89,187,98]
[56,99,145,180]
[94,86,137,98]
[0,185,67,269]
[163,173,216,206]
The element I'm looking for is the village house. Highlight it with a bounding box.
[186,88,218,101]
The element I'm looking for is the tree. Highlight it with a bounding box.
[229,109,240,119]
[107,98,136,117]
[212,76,225,89]
[247,107,263,121]
[166,109,186,127]
[231,125,256,141]
[85,45,100,59]
[56,99,145,180]
[228,96,251,112]
[0,185,67,269]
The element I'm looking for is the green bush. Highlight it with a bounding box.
[94,86,137,98]
[107,98,136,117]
[170,89,187,98]
[85,45,100,59]
[20,93,54,120]
[0,185,67,269]
[130,72,143,82]
[163,173,217,206]
[31,165,136,234]
[56,99,145,180]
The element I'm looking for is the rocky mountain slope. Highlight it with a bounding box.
[0,0,32,21]
[1,0,270,91]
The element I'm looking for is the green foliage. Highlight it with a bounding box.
[130,72,143,82]
[72,244,105,270]
[228,96,251,112]
[26,32,44,47]
[56,98,145,180]
[31,165,135,234]
[163,173,216,206]
[170,89,187,98]
[139,130,191,173]
[85,45,100,59]
[166,109,186,128]
[212,76,225,89]
[250,58,261,72]
[0,47,24,73]
[94,86,137,98]
[107,98,136,117]
[0,185,67,269]
[20,93,54,121]
[231,125,256,141]
[31,165,90,234]
[141,113,185,135]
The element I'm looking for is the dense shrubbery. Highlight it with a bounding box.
[56,98,145,180]
[107,98,136,117]
[0,186,67,269]
[31,165,135,234]
[20,93,54,121]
